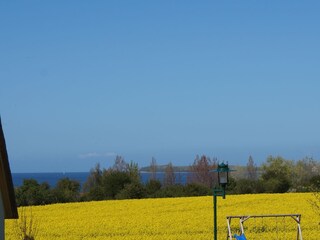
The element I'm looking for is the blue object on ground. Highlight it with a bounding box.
[234,234,247,240]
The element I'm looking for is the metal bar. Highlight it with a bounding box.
[213,189,225,197]
[226,214,303,240]
[240,217,245,234]
[227,217,232,240]
[227,214,301,219]
[290,215,301,224]
[240,216,251,223]
[298,224,303,240]
[297,215,303,240]
[214,194,217,240]
[227,214,301,218]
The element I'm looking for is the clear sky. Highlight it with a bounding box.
[1,1,320,172]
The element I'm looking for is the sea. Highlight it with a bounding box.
[12,172,192,188]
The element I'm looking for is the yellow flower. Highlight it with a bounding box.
[5,193,319,240]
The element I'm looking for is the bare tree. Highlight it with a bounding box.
[113,155,128,172]
[189,155,217,188]
[150,157,157,180]
[164,162,175,187]
[246,155,257,180]
[294,157,319,190]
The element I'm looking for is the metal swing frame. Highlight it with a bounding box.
[226,214,303,240]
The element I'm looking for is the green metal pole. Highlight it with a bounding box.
[213,192,217,240]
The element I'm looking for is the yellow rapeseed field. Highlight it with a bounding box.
[5,193,319,239]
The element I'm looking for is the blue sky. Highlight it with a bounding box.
[1,1,320,172]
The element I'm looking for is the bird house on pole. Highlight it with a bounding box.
[0,118,18,239]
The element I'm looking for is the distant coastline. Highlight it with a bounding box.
[12,165,247,188]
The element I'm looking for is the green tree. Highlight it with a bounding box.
[184,183,211,196]
[128,161,140,183]
[82,163,105,201]
[102,170,132,199]
[116,182,146,199]
[145,179,162,196]
[82,185,105,201]
[310,175,320,190]
[233,179,258,194]
[83,163,102,193]
[155,184,185,198]
[83,158,137,200]
[54,177,80,203]
[261,156,293,193]
[15,179,54,206]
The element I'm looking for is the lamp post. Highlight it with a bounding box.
[212,162,233,240]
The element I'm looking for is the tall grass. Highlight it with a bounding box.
[14,207,38,240]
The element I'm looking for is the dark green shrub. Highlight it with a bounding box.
[116,182,147,199]
[145,179,162,196]
[184,183,210,196]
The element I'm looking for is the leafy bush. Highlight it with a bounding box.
[232,179,265,194]
[145,179,162,196]
[116,182,147,199]
[154,184,186,198]
[184,183,211,196]
[15,179,54,206]
[53,178,80,203]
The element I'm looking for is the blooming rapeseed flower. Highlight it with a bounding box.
[5,193,319,239]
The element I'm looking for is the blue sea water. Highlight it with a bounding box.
[12,172,191,188]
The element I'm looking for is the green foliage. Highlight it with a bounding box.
[154,184,186,198]
[151,183,211,198]
[145,179,162,196]
[183,183,211,196]
[53,177,80,203]
[226,176,237,193]
[310,175,320,190]
[15,178,82,206]
[116,182,147,199]
[82,157,139,201]
[293,157,320,191]
[232,179,265,194]
[82,186,105,201]
[128,161,140,183]
[233,179,256,194]
[15,179,54,206]
[83,163,102,193]
[14,154,320,204]
[102,170,132,199]
[261,156,293,193]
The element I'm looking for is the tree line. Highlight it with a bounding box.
[15,155,320,206]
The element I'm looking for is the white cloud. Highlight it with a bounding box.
[78,152,117,159]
